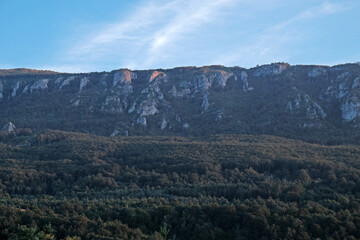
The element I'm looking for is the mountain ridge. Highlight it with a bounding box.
[1,62,360,144]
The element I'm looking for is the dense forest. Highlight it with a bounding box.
[0,130,360,239]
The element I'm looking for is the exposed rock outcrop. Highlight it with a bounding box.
[101,96,123,113]
[55,76,64,85]
[79,77,89,93]
[137,116,147,126]
[207,71,233,87]
[110,129,129,137]
[149,71,167,83]
[341,94,360,121]
[254,63,288,77]
[325,72,354,99]
[160,117,168,130]
[215,111,223,122]
[11,81,20,97]
[241,71,249,92]
[113,70,136,86]
[352,77,360,89]
[139,99,158,116]
[128,102,136,114]
[202,94,209,110]
[169,85,191,98]
[2,63,360,144]
[59,76,76,89]
[30,79,49,93]
[193,75,211,93]
[1,122,16,134]
[286,93,326,120]
[308,67,327,77]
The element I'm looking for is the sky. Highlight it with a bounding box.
[0,0,359,73]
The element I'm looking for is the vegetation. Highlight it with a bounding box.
[0,131,360,239]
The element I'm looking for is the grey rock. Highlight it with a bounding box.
[194,75,211,93]
[2,122,16,134]
[341,95,360,121]
[160,117,168,130]
[183,123,190,128]
[110,129,120,136]
[79,77,89,93]
[59,76,76,89]
[308,67,327,77]
[207,71,233,87]
[137,116,147,126]
[241,71,249,92]
[215,111,223,122]
[157,92,164,100]
[352,77,360,89]
[31,79,49,93]
[23,85,29,93]
[11,81,20,97]
[128,102,136,114]
[55,76,64,85]
[202,94,209,110]
[254,64,288,77]
[110,129,129,137]
[287,93,326,120]
[139,99,158,116]
[101,96,123,113]
[325,72,353,99]
[169,85,191,98]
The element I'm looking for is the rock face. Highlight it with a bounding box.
[79,77,89,93]
[11,82,20,97]
[139,99,158,116]
[1,122,16,134]
[308,67,327,77]
[287,93,326,120]
[59,76,76,89]
[341,95,360,121]
[113,70,136,86]
[202,94,209,110]
[1,63,360,144]
[207,71,233,87]
[30,79,49,93]
[160,117,168,130]
[149,71,167,82]
[253,63,288,77]
[137,116,147,126]
[241,71,249,92]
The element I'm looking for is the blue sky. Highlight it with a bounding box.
[0,0,359,72]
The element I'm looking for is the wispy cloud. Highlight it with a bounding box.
[62,0,236,70]
[52,0,357,72]
[215,1,352,67]
[144,0,236,67]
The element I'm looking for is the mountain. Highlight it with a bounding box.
[1,63,360,144]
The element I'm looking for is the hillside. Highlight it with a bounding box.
[1,63,360,144]
[0,131,360,239]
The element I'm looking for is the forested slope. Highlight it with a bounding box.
[0,131,360,239]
